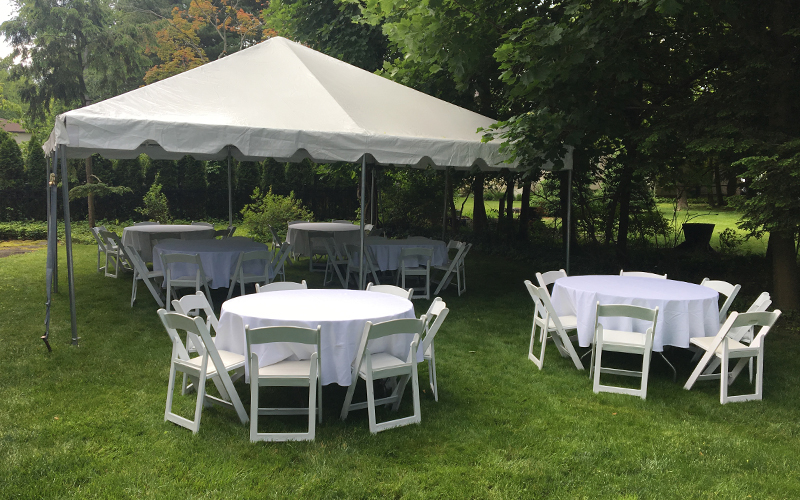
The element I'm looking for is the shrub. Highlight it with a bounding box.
[718,227,747,253]
[240,187,313,243]
[135,183,170,223]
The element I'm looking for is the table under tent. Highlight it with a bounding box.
[42,36,571,347]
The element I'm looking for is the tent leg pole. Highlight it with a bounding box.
[227,148,233,228]
[442,167,449,242]
[566,168,572,275]
[60,145,78,346]
[370,167,375,225]
[43,150,59,352]
[359,156,366,290]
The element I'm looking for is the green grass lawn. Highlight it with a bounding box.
[457,196,767,255]
[1,243,799,498]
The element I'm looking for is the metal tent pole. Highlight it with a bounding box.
[43,150,59,351]
[227,148,233,227]
[441,166,449,242]
[59,145,78,345]
[566,168,572,275]
[359,155,367,290]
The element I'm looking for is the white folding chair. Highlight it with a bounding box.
[535,268,567,295]
[420,299,449,401]
[700,278,742,323]
[245,324,322,442]
[161,252,214,311]
[396,247,432,300]
[255,280,307,292]
[227,250,274,299]
[268,224,283,249]
[270,242,293,281]
[454,243,472,295]
[619,270,667,279]
[366,282,413,300]
[432,242,465,296]
[684,310,781,404]
[524,280,584,370]
[126,245,165,308]
[99,229,133,278]
[227,226,236,238]
[340,317,425,433]
[344,243,382,287]
[590,303,659,399]
[91,226,109,273]
[157,309,248,433]
[172,291,220,346]
[318,237,349,288]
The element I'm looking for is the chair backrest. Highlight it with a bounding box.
[99,229,133,268]
[457,243,473,266]
[271,242,293,274]
[191,222,214,227]
[399,247,433,268]
[524,280,570,333]
[595,302,659,335]
[352,317,425,374]
[161,252,205,282]
[421,301,448,354]
[268,224,282,247]
[724,310,781,349]
[91,226,109,249]
[344,243,379,272]
[535,269,567,292]
[255,280,307,292]
[700,278,742,322]
[125,245,152,277]
[246,325,321,366]
[619,270,667,279]
[227,226,237,238]
[157,309,208,362]
[364,223,374,233]
[366,282,413,300]
[321,237,345,261]
[288,220,308,225]
[172,291,220,335]
[240,250,272,278]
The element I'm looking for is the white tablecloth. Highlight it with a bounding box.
[550,275,720,351]
[152,238,271,289]
[122,224,215,262]
[365,236,449,271]
[217,289,416,385]
[286,222,361,257]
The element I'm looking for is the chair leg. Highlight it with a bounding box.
[131,273,138,307]
[250,366,260,442]
[340,378,358,420]
[365,369,378,434]
[429,350,438,402]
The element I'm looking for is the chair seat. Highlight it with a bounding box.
[535,314,577,330]
[257,359,313,378]
[358,352,406,376]
[690,336,749,356]
[180,350,246,374]
[601,329,648,349]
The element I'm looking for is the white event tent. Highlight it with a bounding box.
[42,36,570,346]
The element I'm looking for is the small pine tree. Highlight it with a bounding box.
[136,182,170,223]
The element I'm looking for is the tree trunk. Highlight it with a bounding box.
[769,231,800,310]
[85,156,95,228]
[471,173,487,234]
[505,174,514,227]
[713,159,724,206]
[677,187,688,211]
[615,163,634,261]
[518,179,531,241]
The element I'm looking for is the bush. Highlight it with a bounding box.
[718,227,747,253]
[240,188,313,243]
[135,183,170,223]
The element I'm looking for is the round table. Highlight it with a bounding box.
[364,236,449,271]
[286,222,361,257]
[216,289,416,385]
[152,238,271,289]
[550,275,720,351]
[122,224,215,262]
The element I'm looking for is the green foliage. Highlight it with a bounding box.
[0,129,24,189]
[68,177,132,200]
[379,168,443,235]
[718,227,747,254]
[135,182,170,223]
[240,187,313,243]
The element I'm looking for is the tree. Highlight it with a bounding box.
[2,0,150,227]
[143,0,266,83]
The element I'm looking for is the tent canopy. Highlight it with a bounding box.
[44,36,532,170]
